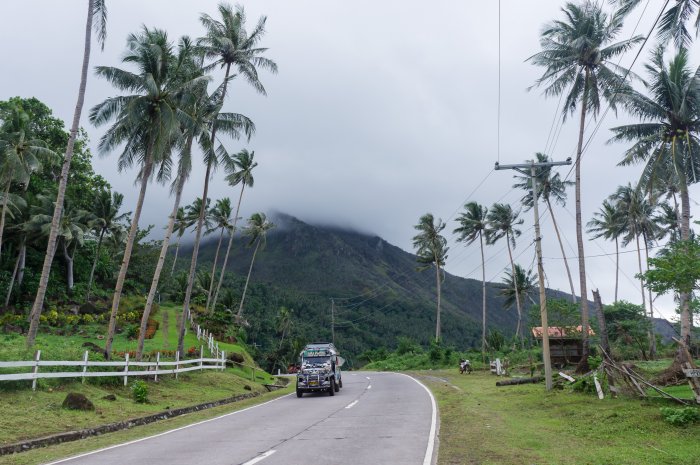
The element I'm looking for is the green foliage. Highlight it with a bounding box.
[529,299,580,328]
[644,238,700,296]
[660,407,700,427]
[604,300,650,359]
[395,336,421,356]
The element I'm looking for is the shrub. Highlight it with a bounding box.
[131,380,149,403]
[660,407,700,427]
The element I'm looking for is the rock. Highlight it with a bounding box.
[78,302,101,315]
[228,353,245,364]
[243,385,252,391]
[62,393,95,411]
[82,341,103,353]
[102,394,117,401]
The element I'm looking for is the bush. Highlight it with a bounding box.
[131,380,149,403]
[660,407,700,427]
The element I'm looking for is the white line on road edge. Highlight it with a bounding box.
[395,373,438,465]
[345,400,359,409]
[242,450,276,465]
[44,394,292,465]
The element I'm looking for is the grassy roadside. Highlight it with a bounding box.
[0,385,293,465]
[420,370,700,465]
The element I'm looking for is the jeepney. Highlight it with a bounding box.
[296,342,343,397]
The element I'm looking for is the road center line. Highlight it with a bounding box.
[242,450,276,465]
[345,400,359,409]
[367,385,372,389]
[366,376,371,379]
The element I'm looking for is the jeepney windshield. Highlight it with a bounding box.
[302,356,330,365]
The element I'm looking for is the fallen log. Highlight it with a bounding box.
[496,376,544,387]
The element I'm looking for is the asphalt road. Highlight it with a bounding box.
[47,372,437,465]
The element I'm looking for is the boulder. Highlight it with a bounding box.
[78,302,102,315]
[62,393,95,411]
[102,394,117,401]
[228,353,245,364]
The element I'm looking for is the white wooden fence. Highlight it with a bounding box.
[0,347,226,391]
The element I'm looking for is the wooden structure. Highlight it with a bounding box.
[531,326,594,366]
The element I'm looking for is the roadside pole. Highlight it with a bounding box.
[494,158,571,391]
[331,298,335,344]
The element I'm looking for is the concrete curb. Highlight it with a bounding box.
[0,391,262,456]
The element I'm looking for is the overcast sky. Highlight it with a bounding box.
[1,0,694,321]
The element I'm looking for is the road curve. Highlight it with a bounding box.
[46,371,437,465]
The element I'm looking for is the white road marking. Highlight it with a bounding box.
[395,373,438,465]
[367,385,372,389]
[242,450,276,465]
[44,394,292,465]
[345,400,359,409]
[366,376,371,380]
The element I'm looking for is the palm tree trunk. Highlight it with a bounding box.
[574,69,591,372]
[678,182,692,346]
[178,63,233,356]
[614,237,619,303]
[136,165,188,361]
[205,227,225,312]
[27,0,95,348]
[546,199,576,303]
[17,241,26,289]
[643,234,656,359]
[104,158,154,358]
[0,180,11,258]
[479,232,487,360]
[634,232,651,361]
[435,261,442,342]
[86,228,105,301]
[237,239,261,319]
[506,235,522,342]
[210,184,245,312]
[5,239,25,307]
[171,236,181,276]
[63,240,75,290]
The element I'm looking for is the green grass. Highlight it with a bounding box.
[420,370,700,465]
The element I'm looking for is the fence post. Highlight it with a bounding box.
[81,350,89,384]
[175,351,180,380]
[32,350,41,391]
[200,346,204,372]
[215,343,219,359]
[155,352,160,382]
[197,325,201,340]
[221,351,225,371]
[123,353,130,387]
[251,365,255,382]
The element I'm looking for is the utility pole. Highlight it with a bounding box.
[495,157,571,391]
[331,298,335,344]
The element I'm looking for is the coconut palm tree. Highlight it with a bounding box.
[26,193,90,291]
[86,189,127,300]
[88,27,194,358]
[528,1,643,368]
[171,207,189,275]
[4,194,30,307]
[27,0,108,348]
[413,213,449,342]
[454,202,489,357]
[587,199,625,302]
[616,0,700,49]
[178,2,273,356]
[514,153,577,303]
[612,183,662,358]
[610,46,700,346]
[236,212,274,319]
[485,203,524,340]
[205,197,233,312]
[0,103,55,257]
[210,148,257,312]
[500,264,537,310]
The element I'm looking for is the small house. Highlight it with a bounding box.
[531,326,595,366]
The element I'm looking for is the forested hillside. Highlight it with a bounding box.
[184,213,576,365]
